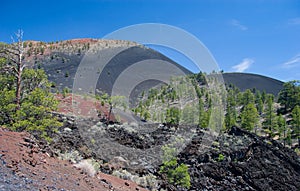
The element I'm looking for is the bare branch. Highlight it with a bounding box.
[9,57,18,64]
[1,65,13,72]
[0,52,18,65]
[13,66,18,74]
[4,48,19,59]
[10,36,15,44]
[0,66,17,77]
[15,29,24,41]
[3,29,25,110]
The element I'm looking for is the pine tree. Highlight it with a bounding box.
[240,103,259,131]
[255,91,264,114]
[166,107,180,125]
[278,80,300,113]
[225,89,237,129]
[159,158,191,189]
[236,92,244,106]
[286,128,292,146]
[277,114,287,145]
[291,105,300,146]
[198,98,208,128]
[182,104,198,125]
[242,89,255,106]
[143,110,151,121]
[261,90,267,104]
[263,94,278,137]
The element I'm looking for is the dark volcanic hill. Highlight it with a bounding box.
[26,39,283,96]
[28,39,190,94]
[223,72,284,95]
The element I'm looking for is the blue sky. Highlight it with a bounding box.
[1,0,299,81]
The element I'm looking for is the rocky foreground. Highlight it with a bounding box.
[0,127,147,191]
[43,114,300,191]
[178,127,300,191]
[1,114,299,191]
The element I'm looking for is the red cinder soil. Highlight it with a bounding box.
[0,127,147,191]
[56,94,114,120]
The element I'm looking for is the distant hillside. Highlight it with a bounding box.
[95,45,191,96]
[24,39,139,91]
[26,39,191,94]
[24,39,284,96]
[223,72,284,95]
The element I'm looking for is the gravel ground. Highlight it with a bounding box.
[0,154,39,191]
[0,127,149,191]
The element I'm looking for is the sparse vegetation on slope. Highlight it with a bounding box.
[134,72,299,150]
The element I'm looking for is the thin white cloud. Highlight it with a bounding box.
[230,19,248,31]
[232,58,254,72]
[288,18,300,25]
[282,54,300,68]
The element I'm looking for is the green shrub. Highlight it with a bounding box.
[159,158,191,189]
[12,88,62,142]
[62,87,69,98]
[0,56,62,142]
[217,153,225,162]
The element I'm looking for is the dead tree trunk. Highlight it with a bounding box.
[15,32,24,110]
[2,30,26,110]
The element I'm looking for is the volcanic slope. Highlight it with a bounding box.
[222,72,283,95]
[26,39,283,95]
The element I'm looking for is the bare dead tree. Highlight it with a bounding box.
[0,30,26,110]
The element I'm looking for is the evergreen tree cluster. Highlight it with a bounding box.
[134,71,299,147]
[225,81,299,146]
[0,39,62,142]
